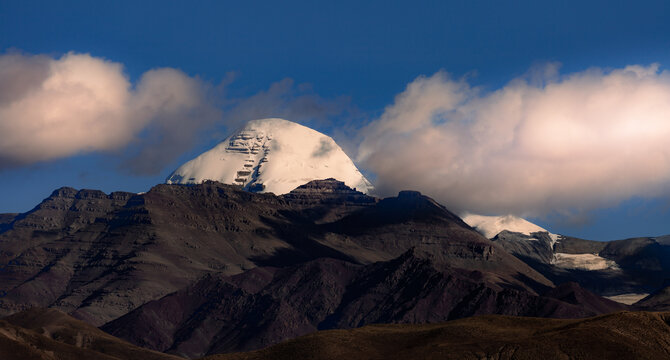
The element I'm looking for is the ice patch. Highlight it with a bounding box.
[551,253,620,271]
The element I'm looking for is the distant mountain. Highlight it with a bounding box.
[509,235,670,296]
[166,118,373,194]
[103,250,623,358]
[463,214,670,297]
[0,308,179,360]
[204,311,670,360]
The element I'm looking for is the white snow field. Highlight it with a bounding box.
[167,118,373,195]
[603,293,649,305]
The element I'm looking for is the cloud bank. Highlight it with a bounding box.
[0,51,351,175]
[358,64,670,217]
[0,51,219,172]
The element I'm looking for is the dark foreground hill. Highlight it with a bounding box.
[103,250,624,358]
[205,311,670,360]
[0,308,180,360]
[3,309,666,360]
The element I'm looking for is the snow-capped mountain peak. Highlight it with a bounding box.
[166,118,374,195]
[461,213,560,244]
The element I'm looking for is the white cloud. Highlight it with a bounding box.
[358,64,670,217]
[0,51,219,171]
[0,51,352,175]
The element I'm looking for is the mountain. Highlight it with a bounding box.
[0,308,180,360]
[204,311,670,360]
[463,214,670,297]
[166,118,373,195]
[520,235,670,296]
[0,176,659,358]
[0,179,552,327]
[461,214,561,267]
[102,250,623,358]
[461,214,559,242]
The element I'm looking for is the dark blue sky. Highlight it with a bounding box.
[2,1,670,240]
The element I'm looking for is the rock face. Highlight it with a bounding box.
[0,179,552,327]
[203,311,670,360]
[491,230,556,264]
[166,118,374,195]
[102,250,623,358]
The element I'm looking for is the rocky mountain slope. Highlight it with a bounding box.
[0,179,551,327]
[0,179,662,359]
[102,250,622,357]
[206,311,670,360]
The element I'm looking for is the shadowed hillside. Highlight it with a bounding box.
[0,308,180,360]
[205,311,670,360]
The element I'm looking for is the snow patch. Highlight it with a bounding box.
[462,213,559,245]
[166,118,373,195]
[551,253,620,271]
[603,293,649,305]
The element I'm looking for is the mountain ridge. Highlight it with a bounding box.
[0,179,553,326]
